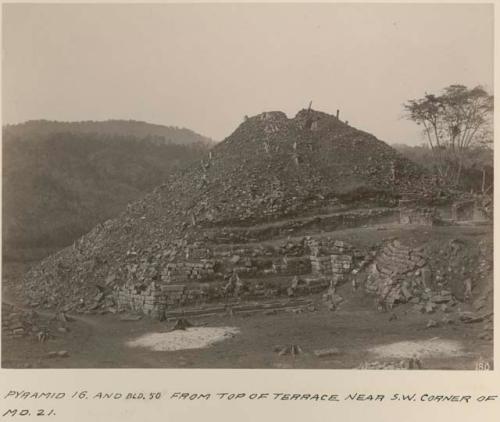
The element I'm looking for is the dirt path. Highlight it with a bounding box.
[206,207,394,231]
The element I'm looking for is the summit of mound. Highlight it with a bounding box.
[23,109,435,310]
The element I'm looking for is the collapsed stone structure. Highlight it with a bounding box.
[1,303,53,340]
[364,234,492,313]
[366,240,430,308]
[1,303,34,339]
[114,235,367,317]
[115,282,167,319]
[399,199,438,226]
[23,109,450,316]
[452,200,476,221]
[451,198,491,222]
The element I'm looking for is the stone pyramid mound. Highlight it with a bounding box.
[23,109,433,313]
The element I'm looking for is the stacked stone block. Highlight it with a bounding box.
[163,284,187,307]
[272,256,311,275]
[164,259,215,283]
[2,311,27,339]
[2,303,41,339]
[365,240,429,307]
[185,243,213,259]
[452,200,475,221]
[116,282,166,319]
[399,199,437,226]
[330,254,353,283]
[310,255,334,276]
[113,234,368,318]
[287,276,330,296]
[308,237,358,282]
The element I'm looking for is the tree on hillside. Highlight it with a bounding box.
[403,85,493,186]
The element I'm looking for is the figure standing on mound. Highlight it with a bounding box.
[351,277,358,293]
[223,270,243,315]
[390,161,396,182]
[325,279,340,311]
[223,270,242,296]
[464,278,473,302]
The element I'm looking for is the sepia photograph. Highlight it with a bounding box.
[1,2,494,371]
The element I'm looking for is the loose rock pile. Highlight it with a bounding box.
[366,240,429,309]
[358,358,423,370]
[364,235,492,313]
[22,109,446,314]
[1,302,67,341]
[1,303,38,339]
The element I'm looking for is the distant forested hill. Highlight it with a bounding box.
[3,119,214,146]
[3,121,213,260]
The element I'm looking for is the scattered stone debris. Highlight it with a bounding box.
[478,331,492,341]
[479,313,494,341]
[46,350,69,359]
[314,347,341,358]
[172,318,194,331]
[119,314,143,322]
[441,316,454,325]
[2,302,68,341]
[275,344,304,356]
[366,240,430,310]
[358,358,422,370]
[426,319,439,329]
[364,236,491,314]
[425,302,436,314]
[459,312,490,324]
[37,329,50,343]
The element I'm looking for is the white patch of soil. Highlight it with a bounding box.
[126,327,239,351]
[369,338,465,359]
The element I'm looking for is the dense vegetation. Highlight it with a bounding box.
[3,119,213,146]
[392,143,493,193]
[3,121,212,259]
[403,85,493,188]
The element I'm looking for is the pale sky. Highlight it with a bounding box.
[2,3,494,145]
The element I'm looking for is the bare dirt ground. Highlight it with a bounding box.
[2,287,492,369]
[2,224,493,370]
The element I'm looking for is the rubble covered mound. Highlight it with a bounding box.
[23,109,433,311]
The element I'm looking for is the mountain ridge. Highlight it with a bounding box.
[2,126,211,258]
[3,119,215,146]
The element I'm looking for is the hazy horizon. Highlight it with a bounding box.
[2,3,493,145]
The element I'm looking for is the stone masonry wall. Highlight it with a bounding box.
[451,200,475,221]
[115,235,367,318]
[307,238,359,284]
[163,259,216,283]
[399,200,437,226]
[365,240,431,309]
[115,282,166,319]
[273,256,311,275]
